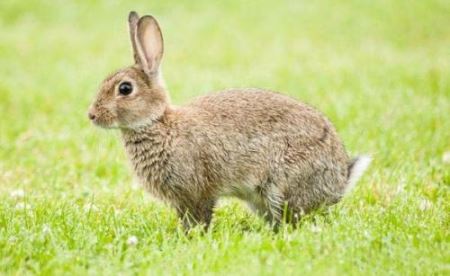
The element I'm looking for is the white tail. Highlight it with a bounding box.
[344,155,372,194]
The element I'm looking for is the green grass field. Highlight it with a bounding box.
[1,0,449,274]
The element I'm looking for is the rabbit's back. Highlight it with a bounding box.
[188,88,331,140]
[182,88,345,155]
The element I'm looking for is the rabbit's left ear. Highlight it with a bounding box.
[128,11,140,64]
[135,15,164,76]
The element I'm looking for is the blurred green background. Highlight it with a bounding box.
[0,0,449,275]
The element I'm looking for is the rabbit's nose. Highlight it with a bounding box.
[88,112,96,120]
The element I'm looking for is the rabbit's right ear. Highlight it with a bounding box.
[128,11,140,64]
[135,15,164,76]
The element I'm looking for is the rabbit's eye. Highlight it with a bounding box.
[118,82,133,96]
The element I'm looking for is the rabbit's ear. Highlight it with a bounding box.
[135,15,164,76]
[128,11,140,64]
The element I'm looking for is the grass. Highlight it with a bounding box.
[0,0,449,274]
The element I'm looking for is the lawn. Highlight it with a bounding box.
[0,0,449,275]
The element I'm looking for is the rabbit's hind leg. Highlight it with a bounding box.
[246,199,272,222]
[246,185,284,228]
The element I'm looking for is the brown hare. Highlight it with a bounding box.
[88,11,371,230]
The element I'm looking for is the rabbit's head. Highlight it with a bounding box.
[88,12,168,129]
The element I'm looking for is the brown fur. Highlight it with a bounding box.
[88,12,366,230]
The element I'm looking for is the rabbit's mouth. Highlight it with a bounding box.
[88,105,120,129]
[91,118,119,129]
[88,112,118,129]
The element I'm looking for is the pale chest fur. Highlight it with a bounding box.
[121,126,173,199]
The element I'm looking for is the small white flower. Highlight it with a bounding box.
[10,189,25,199]
[363,230,372,239]
[42,224,52,235]
[83,203,99,213]
[395,183,405,194]
[419,199,432,211]
[15,202,31,210]
[442,151,450,164]
[8,236,17,243]
[127,235,139,246]
[311,224,322,233]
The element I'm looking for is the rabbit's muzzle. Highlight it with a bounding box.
[88,105,118,129]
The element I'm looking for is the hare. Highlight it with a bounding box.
[88,11,371,230]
